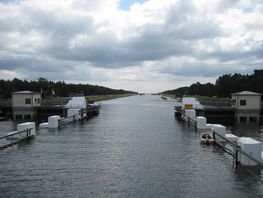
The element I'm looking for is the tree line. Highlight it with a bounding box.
[0,77,136,98]
[162,70,263,98]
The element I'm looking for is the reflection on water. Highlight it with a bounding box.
[0,95,262,197]
[232,124,263,142]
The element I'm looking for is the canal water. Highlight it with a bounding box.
[0,95,262,197]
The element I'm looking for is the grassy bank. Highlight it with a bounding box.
[86,94,135,103]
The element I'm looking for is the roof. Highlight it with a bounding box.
[231,91,262,96]
[13,91,40,94]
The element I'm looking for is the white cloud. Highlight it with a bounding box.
[0,69,25,80]
[0,0,262,92]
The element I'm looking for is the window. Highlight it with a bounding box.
[249,117,257,123]
[34,98,40,104]
[24,115,31,120]
[25,98,31,104]
[240,117,247,123]
[240,100,246,106]
[15,115,22,119]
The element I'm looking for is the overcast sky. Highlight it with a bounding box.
[0,0,262,93]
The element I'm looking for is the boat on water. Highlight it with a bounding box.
[200,131,215,144]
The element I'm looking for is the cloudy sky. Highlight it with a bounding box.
[0,0,263,92]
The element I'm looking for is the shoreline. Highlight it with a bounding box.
[87,94,135,103]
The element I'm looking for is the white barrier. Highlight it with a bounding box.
[48,116,60,128]
[206,124,214,130]
[67,109,80,120]
[186,110,196,121]
[237,137,262,166]
[17,122,36,136]
[211,124,226,142]
[225,134,238,142]
[39,122,49,129]
[196,116,207,129]
[183,110,189,121]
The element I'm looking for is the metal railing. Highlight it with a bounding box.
[41,98,70,106]
[58,115,77,127]
[212,130,263,167]
[184,115,263,168]
[198,98,233,107]
[58,105,100,127]
[0,128,33,150]
[186,116,197,128]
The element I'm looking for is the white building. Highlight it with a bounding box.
[12,91,41,120]
[231,91,262,124]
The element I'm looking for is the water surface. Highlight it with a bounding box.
[0,95,262,197]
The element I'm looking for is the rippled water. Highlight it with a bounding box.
[0,95,262,197]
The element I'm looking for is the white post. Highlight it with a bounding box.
[211,124,226,142]
[67,109,80,120]
[17,122,36,136]
[187,110,196,121]
[39,122,49,129]
[48,115,60,128]
[196,116,207,129]
[237,137,262,166]
[225,134,238,142]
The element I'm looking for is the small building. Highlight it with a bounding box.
[12,91,41,120]
[231,91,262,124]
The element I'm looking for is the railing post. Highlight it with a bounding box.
[235,147,239,170]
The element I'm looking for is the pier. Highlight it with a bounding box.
[212,129,263,168]
[0,96,100,150]
[181,107,263,168]
[40,104,100,129]
[175,92,263,126]
[0,92,101,121]
[0,122,35,150]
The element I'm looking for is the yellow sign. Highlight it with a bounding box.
[184,104,193,109]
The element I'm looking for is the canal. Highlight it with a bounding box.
[0,95,262,197]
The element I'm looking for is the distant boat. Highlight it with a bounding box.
[161,96,167,100]
[200,131,215,144]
